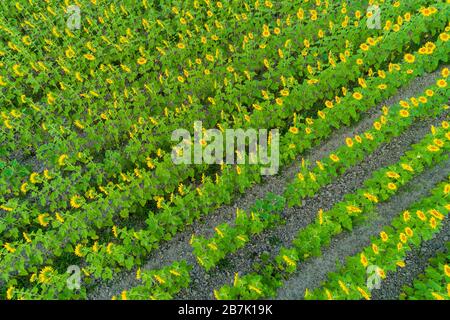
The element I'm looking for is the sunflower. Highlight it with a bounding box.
[347,206,362,214]
[252,103,262,111]
[6,286,14,300]
[315,161,324,172]
[419,96,428,103]
[29,172,39,184]
[70,195,83,208]
[434,139,444,147]
[429,217,437,229]
[431,293,445,300]
[74,244,83,257]
[0,205,13,212]
[399,100,410,108]
[324,289,333,300]
[420,8,432,16]
[106,242,113,254]
[65,46,75,58]
[405,227,414,237]
[426,41,436,50]
[378,84,387,90]
[440,32,449,42]
[400,163,413,172]
[345,137,353,148]
[360,43,369,51]
[427,145,440,152]
[364,193,378,203]
[367,37,376,46]
[442,68,449,78]
[437,79,447,88]
[373,121,382,131]
[199,139,207,147]
[403,210,411,222]
[137,57,147,65]
[84,53,95,61]
[353,92,363,100]
[386,171,400,179]
[418,47,428,55]
[428,208,444,220]
[376,268,386,279]
[3,243,16,253]
[37,213,50,227]
[357,287,370,300]
[444,184,450,194]
[416,210,427,221]
[409,97,419,107]
[38,266,54,284]
[305,118,314,126]
[399,109,409,118]
[387,182,397,191]
[289,127,299,134]
[384,20,392,31]
[329,154,339,162]
[358,78,367,88]
[444,265,450,277]
[399,233,407,243]
[317,111,325,119]
[58,154,68,166]
[360,253,368,267]
[338,280,350,295]
[372,244,379,254]
[404,53,415,63]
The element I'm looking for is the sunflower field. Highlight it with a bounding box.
[0,0,449,301]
